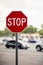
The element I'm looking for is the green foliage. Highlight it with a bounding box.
[4,28,15,37]
[4,28,11,36]
[23,25,37,33]
[0,28,15,37]
[41,24,43,29]
[23,27,29,33]
[0,30,4,36]
[39,29,43,37]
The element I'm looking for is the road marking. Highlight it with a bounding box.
[28,52,43,56]
[0,51,43,56]
[0,52,15,55]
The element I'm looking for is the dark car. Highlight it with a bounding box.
[5,40,22,49]
[28,39,37,43]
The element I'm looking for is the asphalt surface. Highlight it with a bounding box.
[0,44,43,65]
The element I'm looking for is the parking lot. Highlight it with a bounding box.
[0,44,43,65]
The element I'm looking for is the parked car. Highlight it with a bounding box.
[2,39,8,42]
[0,39,3,45]
[5,40,30,49]
[35,41,43,51]
[2,39,8,45]
[28,39,37,43]
[18,40,30,49]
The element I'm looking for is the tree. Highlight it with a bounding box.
[23,25,37,33]
[4,28,11,36]
[0,30,4,36]
[41,24,43,29]
[22,27,29,33]
[39,24,43,37]
[4,28,15,37]
[39,29,43,37]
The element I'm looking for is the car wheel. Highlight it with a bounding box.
[18,46,22,49]
[25,47,28,49]
[36,46,41,51]
[12,47,15,49]
[6,46,9,48]
[18,45,23,49]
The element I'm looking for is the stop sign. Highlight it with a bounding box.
[6,11,27,32]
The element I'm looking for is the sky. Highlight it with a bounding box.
[0,0,43,30]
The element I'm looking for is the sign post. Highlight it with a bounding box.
[6,11,27,65]
[16,33,18,65]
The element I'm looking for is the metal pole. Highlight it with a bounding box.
[16,33,18,65]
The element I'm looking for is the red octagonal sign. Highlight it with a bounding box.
[6,11,27,32]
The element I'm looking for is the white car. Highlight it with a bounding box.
[18,40,30,49]
[35,41,43,51]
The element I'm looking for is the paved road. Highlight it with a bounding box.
[0,44,43,65]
